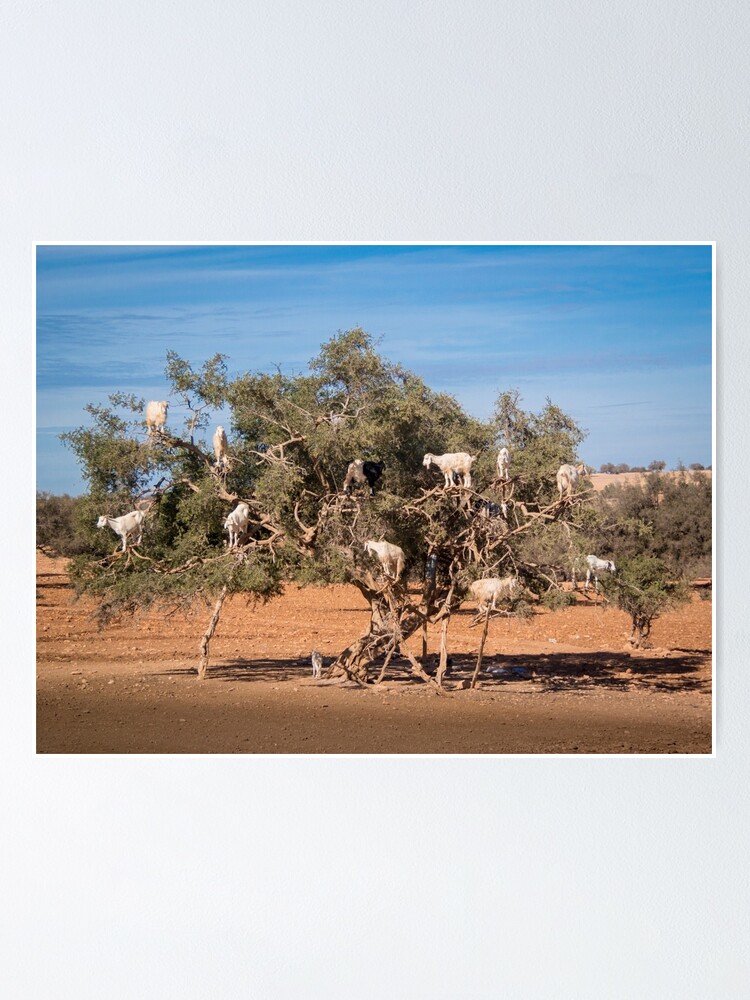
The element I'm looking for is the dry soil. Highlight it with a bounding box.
[36,553,712,754]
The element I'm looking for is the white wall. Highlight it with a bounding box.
[6,2,744,997]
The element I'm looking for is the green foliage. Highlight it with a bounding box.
[60,397,159,496]
[165,350,229,441]
[60,329,592,625]
[540,588,577,610]
[650,473,712,577]
[587,472,711,579]
[598,555,689,645]
[36,492,87,555]
[165,351,228,406]
[172,483,226,551]
[517,521,579,582]
[508,598,535,620]
[309,327,393,399]
[492,389,586,503]
[69,546,283,625]
[229,329,491,502]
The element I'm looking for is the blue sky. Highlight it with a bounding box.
[36,243,713,495]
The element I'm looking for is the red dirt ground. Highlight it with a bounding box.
[36,553,712,754]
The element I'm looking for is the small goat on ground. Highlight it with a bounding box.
[343,459,385,496]
[423,452,476,488]
[311,650,323,679]
[213,426,229,468]
[364,540,405,581]
[469,575,519,613]
[96,510,145,552]
[497,447,510,480]
[556,462,587,498]
[145,400,169,434]
[224,502,250,548]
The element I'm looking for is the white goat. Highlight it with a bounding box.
[556,462,587,498]
[364,539,405,581]
[469,575,519,613]
[145,400,169,434]
[96,510,145,552]
[497,447,510,480]
[584,554,616,592]
[423,452,476,488]
[224,502,250,548]
[213,425,229,468]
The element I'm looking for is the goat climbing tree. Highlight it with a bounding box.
[64,328,592,686]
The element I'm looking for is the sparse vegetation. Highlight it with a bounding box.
[598,555,690,647]
[587,472,712,580]
[36,492,87,556]
[540,588,577,610]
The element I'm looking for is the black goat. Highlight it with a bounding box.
[343,459,385,496]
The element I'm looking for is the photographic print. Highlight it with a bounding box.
[36,243,713,753]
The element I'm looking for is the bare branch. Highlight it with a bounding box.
[249,434,306,467]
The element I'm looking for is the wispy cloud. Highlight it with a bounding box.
[589,400,652,409]
[36,244,713,493]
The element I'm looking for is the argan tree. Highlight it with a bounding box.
[598,555,689,647]
[63,328,590,686]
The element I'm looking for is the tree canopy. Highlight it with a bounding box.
[55,327,706,681]
[598,555,690,647]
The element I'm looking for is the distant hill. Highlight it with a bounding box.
[588,470,712,492]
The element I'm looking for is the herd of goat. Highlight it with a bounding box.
[96,405,617,608]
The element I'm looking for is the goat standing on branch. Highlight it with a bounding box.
[556,462,587,498]
[497,447,510,480]
[224,502,250,548]
[145,400,169,435]
[213,425,229,469]
[96,510,145,552]
[364,540,405,582]
[343,459,385,497]
[423,452,476,488]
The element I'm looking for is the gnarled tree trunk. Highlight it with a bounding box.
[328,582,439,686]
[328,593,402,682]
